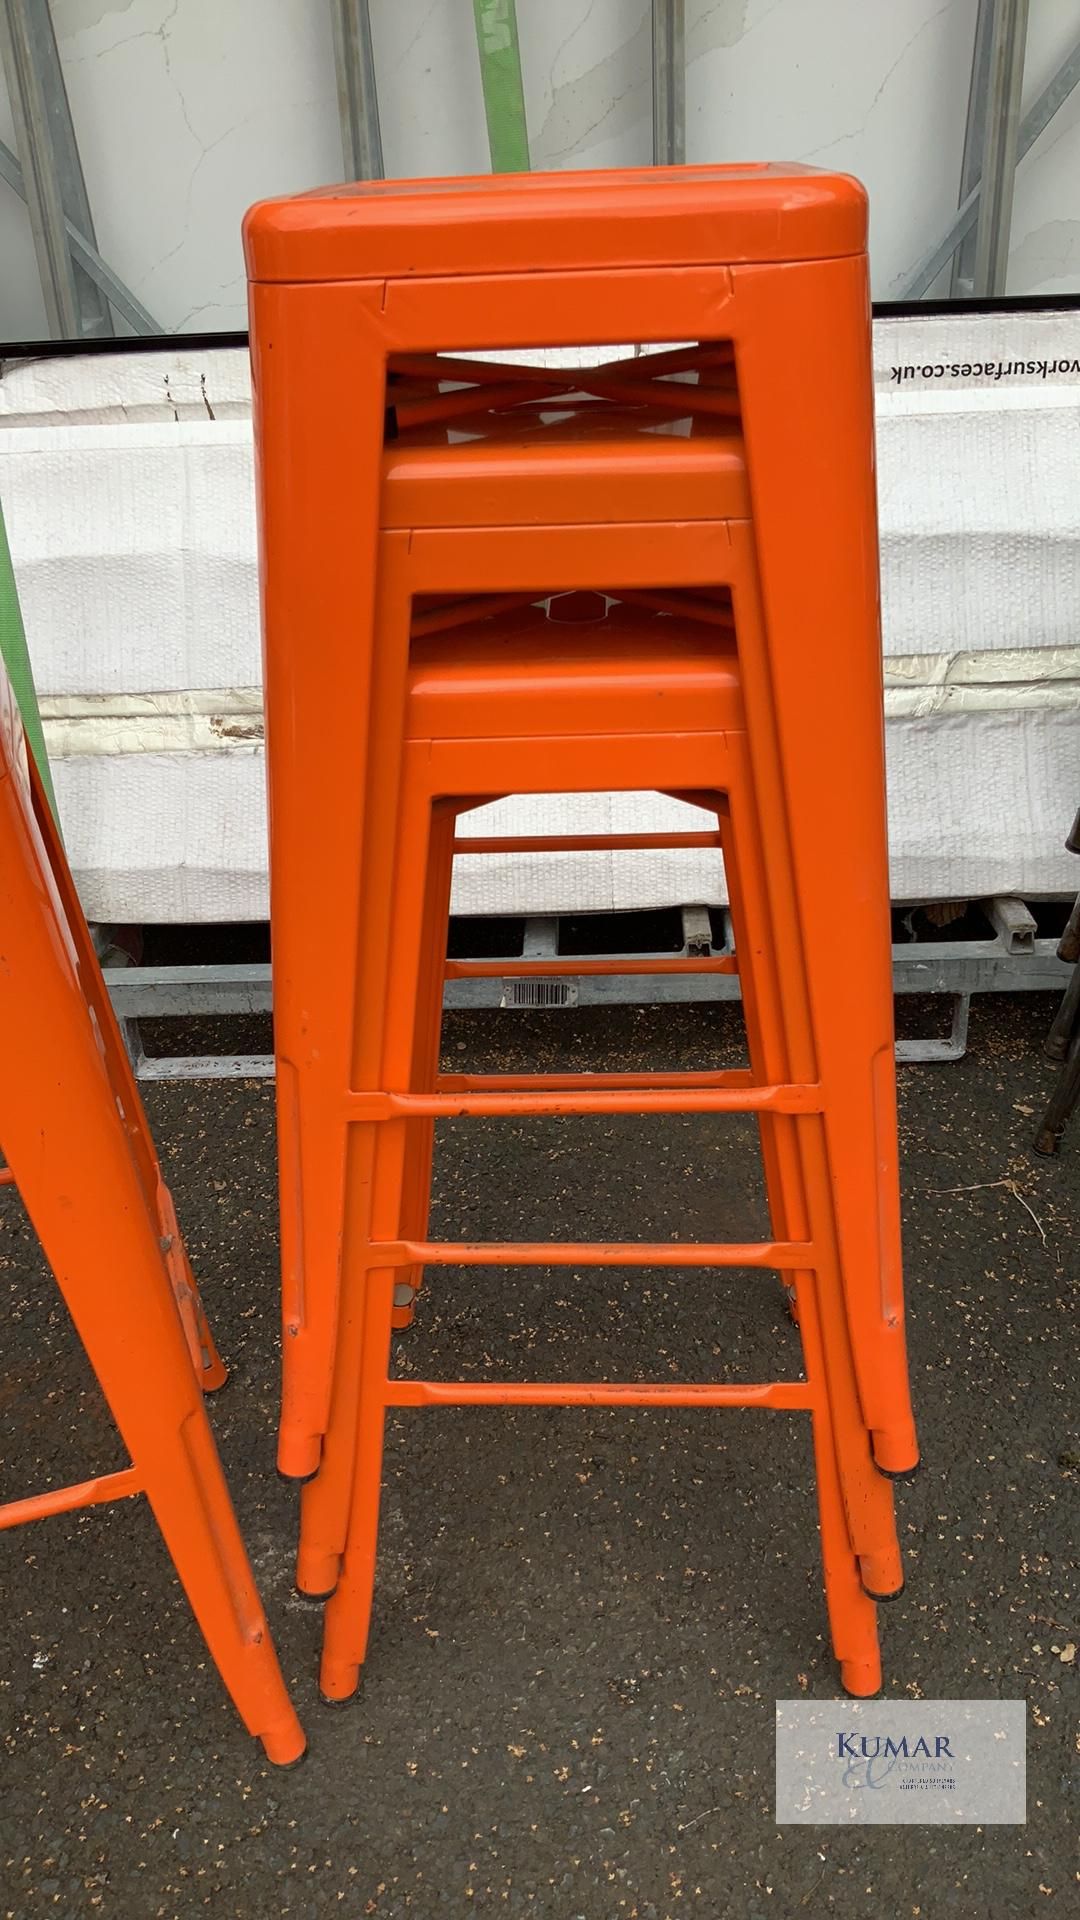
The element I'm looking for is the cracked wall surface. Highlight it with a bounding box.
[0,0,1079,338]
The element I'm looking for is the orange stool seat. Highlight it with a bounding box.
[406,598,744,737]
[382,404,750,529]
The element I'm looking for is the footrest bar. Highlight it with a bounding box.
[446,956,737,979]
[375,1238,815,1269]
[346,1084,821,1118]
[454,831,724,855]
[437,1069,753,1093]
[0,1465,142,1531]
[386,1380,813,1409]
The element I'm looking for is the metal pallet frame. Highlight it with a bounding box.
[104,896,1071,1082]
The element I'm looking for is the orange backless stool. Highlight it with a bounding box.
[0,665,305,1767]
[245,163,919,1701]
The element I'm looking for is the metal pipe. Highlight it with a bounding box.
[984,894,1037,953]
[388,1379,814,1409]
[328,0,383,180]
[0,0,112,336]
[971,0,1029,296]
[0,1465,141,1531]
[346,1085,822,1117]
[652,0,685,165]
[951,0,996,295]
[0,135,159,333]
[376,1237,814,1268]
[903,9,1079,297]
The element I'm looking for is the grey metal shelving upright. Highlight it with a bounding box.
[329,0,383,181]
[0,0,157,333]
[904,0,1080,296]
[652,0,685,166]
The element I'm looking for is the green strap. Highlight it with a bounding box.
[473,0,530,173]
[0,494,58,822]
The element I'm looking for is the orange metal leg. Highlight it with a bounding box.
[392,802,458,1329]
[794,1269,882,1697]
[730,272,919,1476]
[320,770,437,1692]
[24,755,230,1397]
[297,767,446,1596]
[252,285,391,1483]
[717,777,903,1601]
[0,711,304,1765]
[296,1124,376,1599]
[318,1263,397,1699]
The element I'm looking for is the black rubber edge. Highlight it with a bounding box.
[319,1687,360,1709]
[276,1465,319,1486]
[875,1456,922,1483]
[862,1578,905,1604]
[269,1744,310,1771]
[294,1584,337,1604]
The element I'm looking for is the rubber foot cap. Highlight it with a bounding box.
[840,1659,882,1698]
[319,1686,360,1709]
[862,1578,905,1604]
[875,1456,922,1483]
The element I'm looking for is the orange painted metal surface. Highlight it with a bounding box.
[246,162,917,1702]
[0,663,304,1766]
[243,161,867,281]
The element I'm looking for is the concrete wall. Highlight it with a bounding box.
[2,1,1080,342]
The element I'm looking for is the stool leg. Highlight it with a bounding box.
[296,1126,376,1599]
[27,756,229,1397]
[296,803,456,1595]
[158,1181,229,1392]
[1033,1017,1080,1156]
[320,763,438,1697]
[392,803,457,1329]
[250,288,390,1482]
[728,280,918,1474]
[0,779,304,1764]
[717,783,904,1601]
[131,1390,307,1764]
[318,1264,397,1701]
[796,1271,882,1696]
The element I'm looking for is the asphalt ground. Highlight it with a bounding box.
[0,994,1077,1917]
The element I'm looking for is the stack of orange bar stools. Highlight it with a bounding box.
[244,161,919,1704]
[0,659,304,1764]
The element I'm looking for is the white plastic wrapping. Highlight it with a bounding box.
[2,309,1079,919]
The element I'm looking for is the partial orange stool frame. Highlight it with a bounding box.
[317,589,907,1699]
[245,163,919,1696]
[0,669,305,1767]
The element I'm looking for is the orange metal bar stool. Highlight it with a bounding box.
[0,668,305,1767]
[312,587,902,1701]
[244,163,919,1697]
